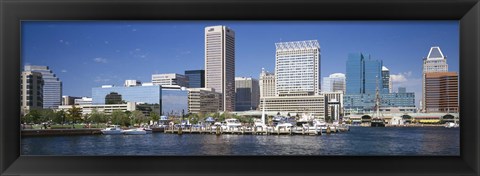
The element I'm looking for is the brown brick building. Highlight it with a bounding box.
[424,72,459,113]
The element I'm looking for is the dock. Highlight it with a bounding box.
[163,126,348,136]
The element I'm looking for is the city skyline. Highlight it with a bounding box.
[22,21,459,107]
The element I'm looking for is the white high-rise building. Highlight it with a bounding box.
[259,68,275,98]
[20,71,43,115]
[259,40,325,118]
[423,46,448,73]
[275,40,320,96]
[24,65,62,109]
[321,73,346,93]
[205,25,235,112]
[422,46,449,112]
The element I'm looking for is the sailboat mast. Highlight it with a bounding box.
[375,76,380,118]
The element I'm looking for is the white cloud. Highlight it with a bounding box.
[129,48,149,59]
[104,41,109,44]
[403,71,412,77]
[390,74,407,83]
[61,69,67,73]
[59,39,70,45]
[93,57,108,63]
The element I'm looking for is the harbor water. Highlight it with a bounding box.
[21,126,459,156]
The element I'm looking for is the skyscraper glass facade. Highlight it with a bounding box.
[24,65,62,109]
[344,92,415,112]
[161,88,188,116]
[346,53,363,94]
[185,70,205,88]
[382,66,391,93]
[363,58,382,94]
[344,53,415,112]
[92,85,161,105]
[235,77,260,111]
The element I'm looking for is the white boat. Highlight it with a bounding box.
[123,128,147,135]
[101,125,123,135]
[313,119,337,133]
[225,118,242,130]
[274,122,293,131]
[445,122,459,128]
[140,126,153,134]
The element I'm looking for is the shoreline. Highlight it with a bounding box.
[20,125,451,137]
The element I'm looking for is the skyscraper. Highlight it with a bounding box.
[205,25,235,112]
[346,53,382,94]
[259,68,275,97]
[260,40,325,118]
[185,70,205,88]
[235,77,260,111]
[275,40,320,96]
[382,66,391,93]
[322,73,346,93]
[24,65,62,109]
[344,54,415,113]
[422,46,452,112]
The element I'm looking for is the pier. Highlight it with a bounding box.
[163,126,348,135]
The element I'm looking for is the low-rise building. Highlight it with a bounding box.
[58,102,136,115]
[187,88,221,114]
[259,95,326,118]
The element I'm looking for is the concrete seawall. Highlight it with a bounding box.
[21,127,165,137]
[22,129,103,137]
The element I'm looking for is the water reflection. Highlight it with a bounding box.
[21,127,459,156]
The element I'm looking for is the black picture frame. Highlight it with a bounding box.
[1,0,479,175]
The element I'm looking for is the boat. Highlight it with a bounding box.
[101,125,123,135]
[225,118,242,130]
[371,118,385,127]
[139,125,153,134]
[445,122,459,128]
[313,119,336,133]
[123,128,147,135]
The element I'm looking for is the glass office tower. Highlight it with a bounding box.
[185,70,205,88]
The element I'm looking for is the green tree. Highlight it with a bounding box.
[53,110,66,124]
[83,113,91,125]
[24,109,42,124]
[40,109,55,123]
[150,111,160,125]
[89,109,106,128]
[67,105,82,125]
[131,110,146,126]
[111,110,129,126]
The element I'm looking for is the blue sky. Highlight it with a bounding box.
[22,21,459,107]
